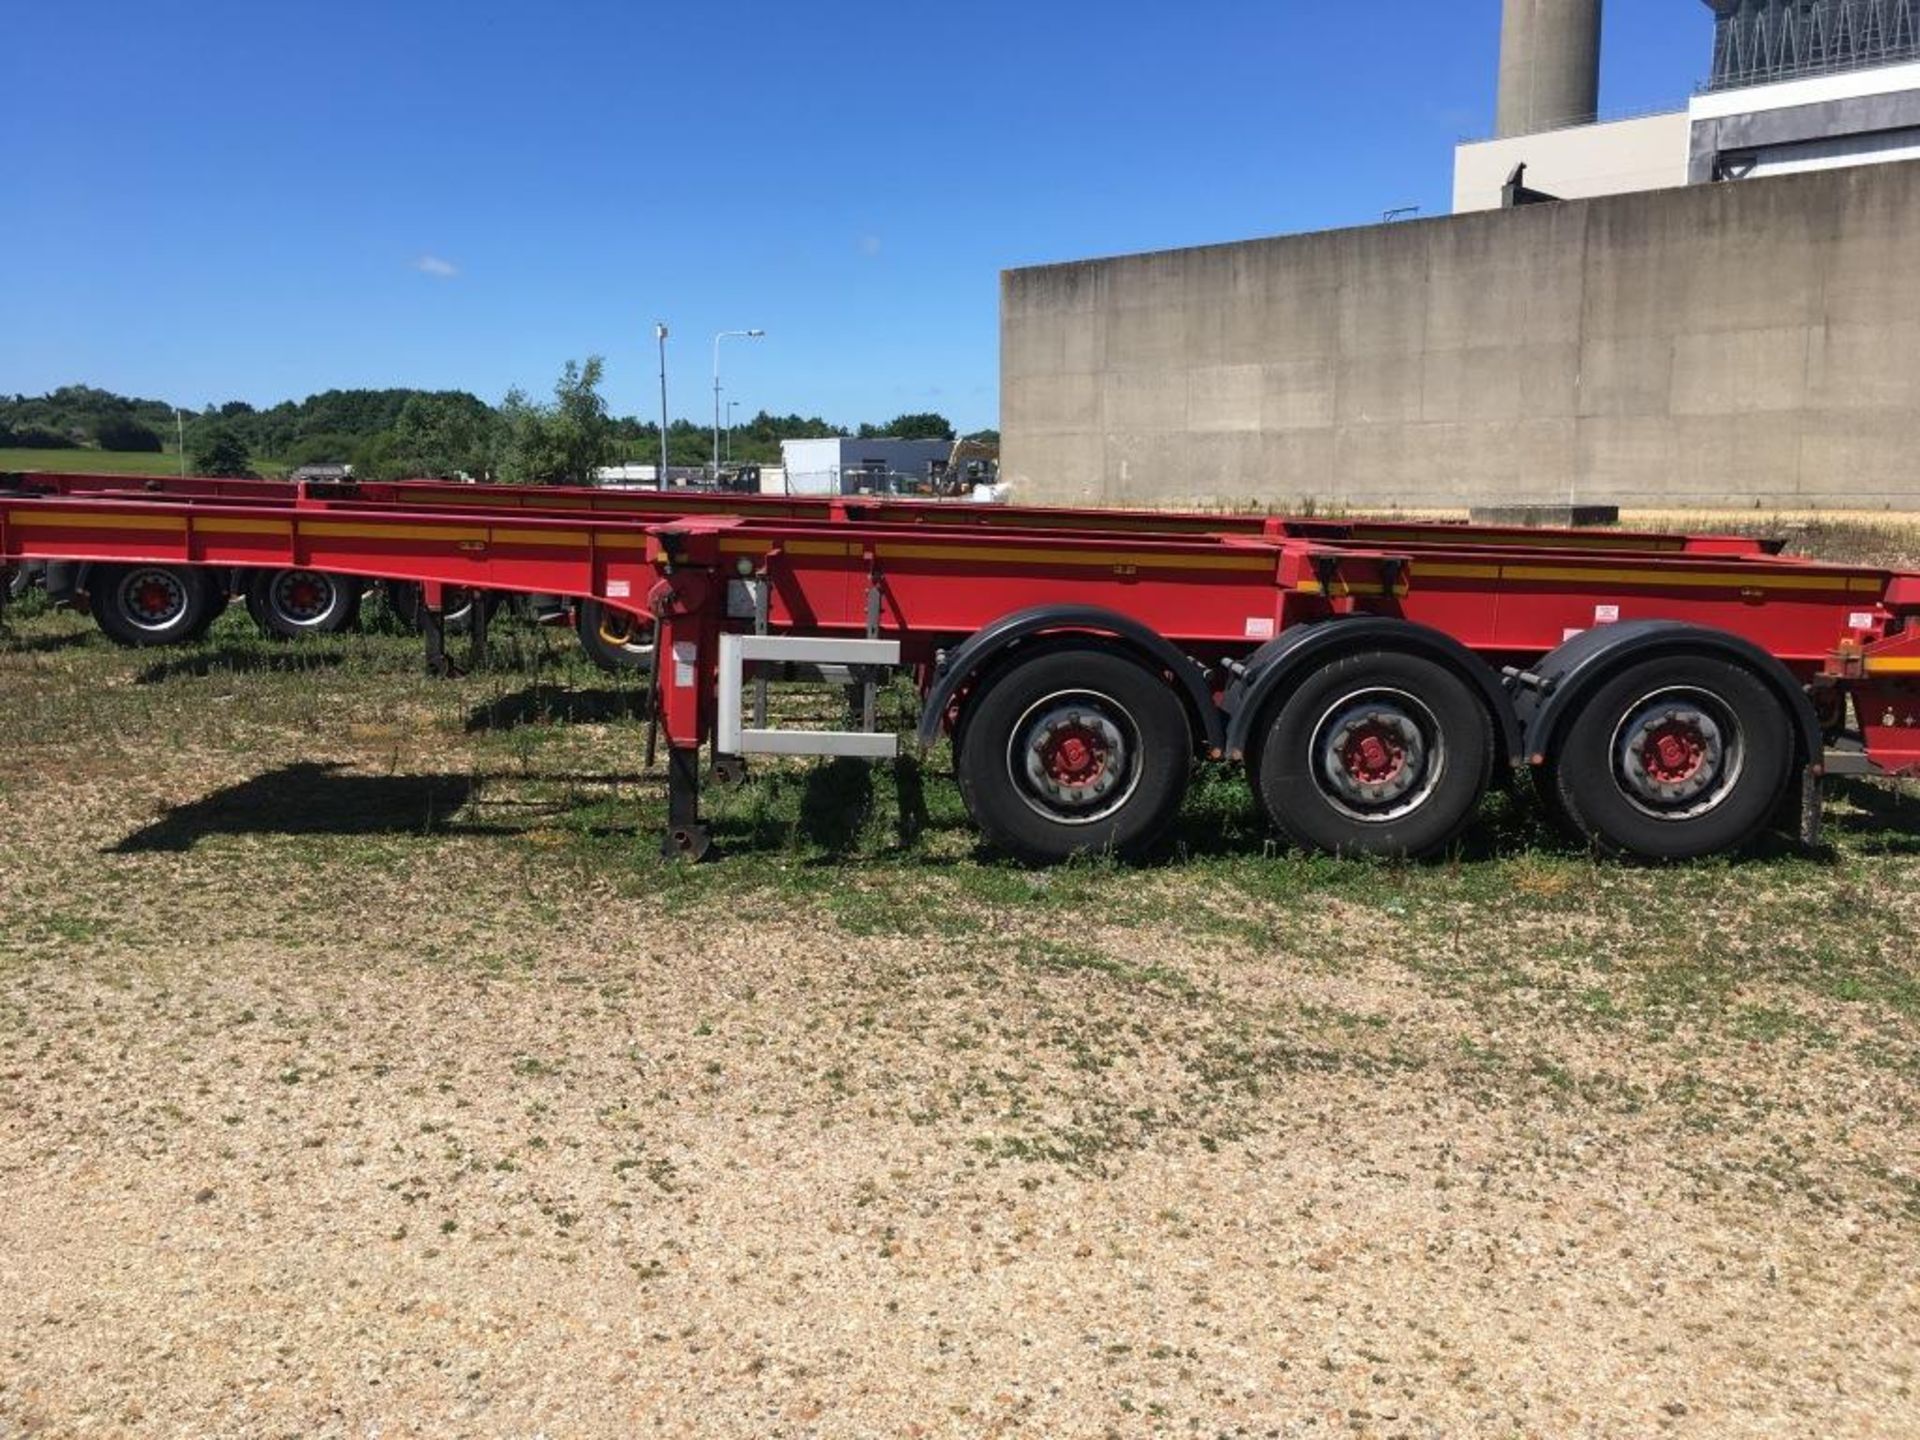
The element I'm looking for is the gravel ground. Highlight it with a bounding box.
[1,608,1917,1438]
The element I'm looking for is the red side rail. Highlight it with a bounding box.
[10,470,1778,557]
[0,489,1904,670]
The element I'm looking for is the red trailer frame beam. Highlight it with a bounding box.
[4,484,1915,861]
[12,470,1778,556]
[0,491,1903,671]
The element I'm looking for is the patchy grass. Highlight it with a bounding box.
[1,540,1918,1436]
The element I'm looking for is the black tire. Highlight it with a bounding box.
[1547,654,1792,861]
[183,583,227,643]
[575,600,656,673]
[245,568,361,639]
[384,581,491,635]
[1251,649,1493,858]
[954,642,1192,864]
[88,564,217,648]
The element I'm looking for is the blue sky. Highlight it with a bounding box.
[0,1,1712,433]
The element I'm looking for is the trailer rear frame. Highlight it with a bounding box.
[2,470,1915,864]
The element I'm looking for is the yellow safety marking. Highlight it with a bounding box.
[1353,527,1689,552]
[595,533,650,550]
[489,527,590,547]
[1409,563,1501,580]
[1294,579,1410,598]
[874,541,1274,572]
[195,516,291,536]
[301,520,489,544]
[715,534,1274,571]
[1865,657,1920,674]
[9,510,188,533]
[1414,560,1878,592]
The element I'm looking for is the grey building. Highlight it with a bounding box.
[1002,1,1920,511]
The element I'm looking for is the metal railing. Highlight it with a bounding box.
[1707,0,1920,91]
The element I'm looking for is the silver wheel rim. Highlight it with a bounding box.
[269,570,341,627]
[1007,689,1143,826]
[1610,686,1745,821]
[597,610,657,665]
[116,568,189,632]
[1308,687,1446,823]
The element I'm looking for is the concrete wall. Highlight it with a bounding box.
[1455,112,1690,212]
[1001,159,1920,511]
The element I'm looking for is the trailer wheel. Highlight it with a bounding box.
[1547,655,1792,861]
[245,568,360,639]
[1250,649,1492,857]
[89,564,216,648]
[575,600,656,673]
[384,581,490,635]
[955,643,1191,864]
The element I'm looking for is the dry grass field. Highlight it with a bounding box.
[1,521,1918,1437]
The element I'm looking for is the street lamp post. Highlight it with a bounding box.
[655,322,670,489]
[712,328,764,481]
[174,409,186,477]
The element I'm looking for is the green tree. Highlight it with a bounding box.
[191,422,255,477]
[498,357,615,485]
[94,415,163,452]
[858,411,955,441]
[283,432,361,467]
[366,392,496,479]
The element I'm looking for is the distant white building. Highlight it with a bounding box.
[592,462,721,487]
[778,437,954,496]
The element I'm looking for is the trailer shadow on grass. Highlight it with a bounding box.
[706,754,954,859]
[0,629,94,655]
[1828,778,1920,856]
[110,762,485,852]
[135,645,348,685]
[106,759,676,854]
[464,683,652,733]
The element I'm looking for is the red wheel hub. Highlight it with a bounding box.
[1641,722,1707,785]
[1340,723,1407,786]
[290,580,321,610]
[137,582,172,617]
[1042,726,1107,787]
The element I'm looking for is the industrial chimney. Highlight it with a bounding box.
[1496,0,1603,138]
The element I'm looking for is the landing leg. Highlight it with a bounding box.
[662,744,712,861]
[421,602,450,677]
[468,590,491,670]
